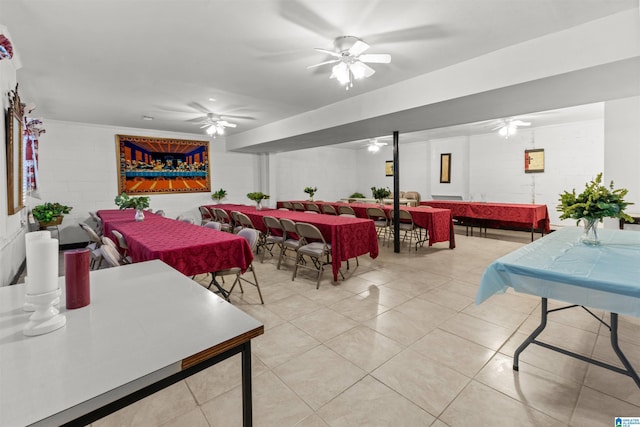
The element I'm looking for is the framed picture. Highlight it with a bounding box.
[5,85,24,215]
[525,149,544,173]
[385,160,394,176]
[440,153,451,183]
[116,135,211,195]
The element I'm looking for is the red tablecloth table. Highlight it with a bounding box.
[276,201,455,249]
[419,200,550,240]
[205,204,379,281]
[97,209,253,276]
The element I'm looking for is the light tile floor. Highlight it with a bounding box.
[56,227,640,426]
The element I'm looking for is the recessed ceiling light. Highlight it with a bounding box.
[142,116,153,121]
[208,98,216,102]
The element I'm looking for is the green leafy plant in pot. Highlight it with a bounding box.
[114,192,151,222]
[247,192,269,210]
[211,188,227,202]
[557,173,634,245]
[32,202,72,228]
[371,186,391,204]
[304,186,317,201]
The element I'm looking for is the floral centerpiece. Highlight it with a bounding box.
[211,188,227,202]
[557,173,634,244]
[114,192,150,221]
[247,192,269,210]
[371,186,391,204]
[304,186,317,201]
[32,202,72,227]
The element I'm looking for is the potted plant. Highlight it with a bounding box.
[371,186,391,204]
[350,192,365,199]
[247,192,269,210]
[304,186,317,201]
[114,192,151,222]
[557,173,634,245]
[211,188,227,203]
[32,202,72,228]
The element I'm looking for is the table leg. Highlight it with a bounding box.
[208,273,230,300]
[513,298,548,371]
[611,314,640,388]
[242,341,253,427]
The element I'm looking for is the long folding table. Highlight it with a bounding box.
[476,227,640,386]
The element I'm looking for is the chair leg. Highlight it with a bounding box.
[292,252,302,281]
[249,266,264,304]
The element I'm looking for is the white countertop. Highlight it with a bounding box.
[0,260,263,426]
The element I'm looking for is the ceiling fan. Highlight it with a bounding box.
[308,36,391,90]
[365,138,389,153]
[195,113,237,137]
[491,118,531,138]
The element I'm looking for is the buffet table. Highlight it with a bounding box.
[205,204,379,281]
[476,227,640,387]
[420,200,550,241]
[276,201,455,249]
[0,260,264,426]
[98,209,253,276]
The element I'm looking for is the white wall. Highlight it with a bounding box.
[430,137,469,199]
[34,120,260,245]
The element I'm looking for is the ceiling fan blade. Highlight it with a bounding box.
[187,102,211,115]
[220,114,256,121]
[314,48,341,57]
[278,0,342,40]
[218,121,237,128]
[349,40,370,56]
[199,123,210,128]
[358,53,391,64]
[512,120,531,126]
[365,24,448,45]
[306,59,340,69]
[350,61,375,79]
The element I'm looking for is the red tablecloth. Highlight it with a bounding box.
[276,201,455,249]
[206,204,379,281]
[419,201,551,233]
[97,209,253,276]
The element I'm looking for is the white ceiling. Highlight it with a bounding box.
[2,0,637,149]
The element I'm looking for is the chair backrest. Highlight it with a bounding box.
[390,209,414,225]
[279,218,298,240]
[294,222,328,247]
[303,210,318,214]
[306,203,320,212]
[88,211,103,234]
[79,222,102,245]
[291,202,305,211]
[204,221,222,231]
[238,228,260,252]
[321,204,337,215]
[263,216,283,235]
[278,208,290,211]
[236,212,255,228]
[177,215,195,224]
[199,206,213,221]
[214,208,231,224]
[404,191,421,202]
[281,201,293,209]
[100,237,123,267]
[111,229,129,250]
[366,207,387,221]
[102,236,119,250]
[154,210,165,216]
[338,205,356,216]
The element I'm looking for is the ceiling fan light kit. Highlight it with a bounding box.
[497,118,531,139]
[309,36,391,90]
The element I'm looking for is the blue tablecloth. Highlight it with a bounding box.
[476,227,640,317]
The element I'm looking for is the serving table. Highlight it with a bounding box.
[205,204,379,281]
[420,200,550,241]
[0,260,264,426]
[476,227,640,386]
[98,209,253,276]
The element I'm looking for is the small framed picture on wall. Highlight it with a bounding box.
[524,149,544,173]
[440,153,451,183]
[385,160,394,176]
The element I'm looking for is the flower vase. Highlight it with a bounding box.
[135,209,145,222]
[581,218,599,245]
[256,200,262,211]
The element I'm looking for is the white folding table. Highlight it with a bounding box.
[476,227,640,387]
[0,260,263,426]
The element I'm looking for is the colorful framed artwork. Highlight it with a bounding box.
[6,85,24,214]
[524,149,544,173]
[440,153,451,183]
[385,160,394,177]
[116,135,211,195]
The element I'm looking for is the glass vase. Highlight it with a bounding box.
[135,209,145,222]
[581,218,599,245]
[256,201,262,211]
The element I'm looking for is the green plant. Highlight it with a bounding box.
[304,186,317,198]
[247,192,270,203]
[349,192,365,198]
[371,186,391,200]
[32,202,72,223]
[211,188,227,200]
[114,192,150,210]
[557,173,634,224]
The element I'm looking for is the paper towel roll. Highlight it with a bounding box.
[26,239,59,295]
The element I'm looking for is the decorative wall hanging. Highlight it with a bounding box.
[116,135,211,195]
[385,160,393,177]
[524,149,544,173]
[440,153,451,183]
[6,84,24,214]
[0,34,13,60]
